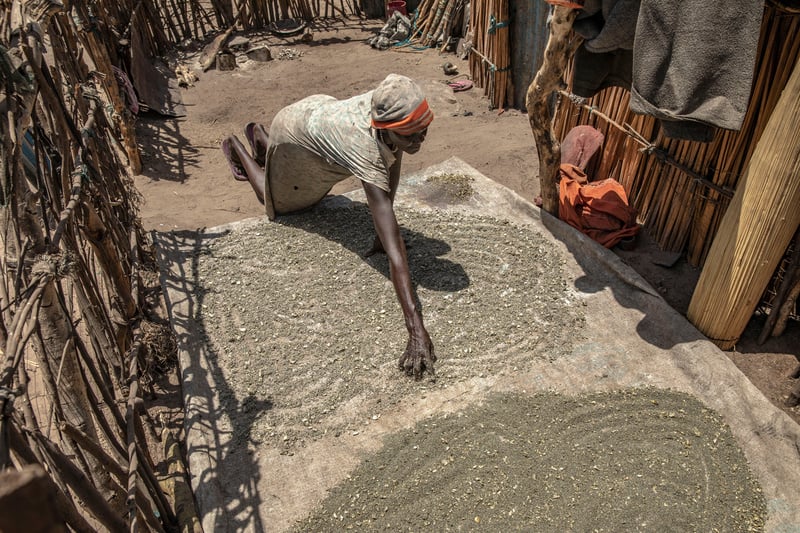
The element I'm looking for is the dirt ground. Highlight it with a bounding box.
[133,17,800,430]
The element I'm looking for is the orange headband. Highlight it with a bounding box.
[371,99,434,136]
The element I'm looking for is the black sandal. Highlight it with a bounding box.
[245,122,267,167]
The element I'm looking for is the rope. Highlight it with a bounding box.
[392,11,430,50]
[487,14,509,34]
[467,43,510,72]
[468,44,496,70]
[559,90,735,198]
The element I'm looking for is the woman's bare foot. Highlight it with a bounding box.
[245,122,268,167]
[222,136,248,181]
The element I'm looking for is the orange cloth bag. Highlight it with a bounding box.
[558,163,640,248]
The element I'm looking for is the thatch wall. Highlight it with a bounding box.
[553,3,800,268]
[550,2,800,346]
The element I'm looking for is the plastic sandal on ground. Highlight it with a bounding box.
[244,122,267,166]
[447,79,473,92]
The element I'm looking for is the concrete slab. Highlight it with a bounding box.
[154,158,800,532]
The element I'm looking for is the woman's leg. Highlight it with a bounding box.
[222,135,276,220]
[223,135,265,201]
[245,122,269,167]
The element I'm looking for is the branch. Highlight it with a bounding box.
[525,5,582,214]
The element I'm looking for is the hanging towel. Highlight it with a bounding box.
[629,0,765,141]
[573,0,639,53]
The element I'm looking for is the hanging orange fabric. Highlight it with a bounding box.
[558,163,640,248]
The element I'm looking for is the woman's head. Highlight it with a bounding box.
[371,74,433,152]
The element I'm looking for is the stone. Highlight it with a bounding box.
[229,36,250,52]
[246,46,273,62]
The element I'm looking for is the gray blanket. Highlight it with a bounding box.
[570,0,765,141]
[629,0,764,141]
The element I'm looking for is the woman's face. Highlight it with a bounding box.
[385,128,428,154]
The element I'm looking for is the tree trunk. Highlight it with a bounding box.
[525,5,582,215]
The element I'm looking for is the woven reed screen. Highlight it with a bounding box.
[0,0,379,529]
[553,3,800,269]
[687,51,800,349]
[467,0,513,109]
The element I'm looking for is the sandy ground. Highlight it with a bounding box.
[133,18,537,232]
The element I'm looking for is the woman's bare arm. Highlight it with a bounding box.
[361,178,435,379]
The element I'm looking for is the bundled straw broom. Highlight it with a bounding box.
[687,51,800,349]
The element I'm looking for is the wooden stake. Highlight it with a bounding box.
[758,231,800,343]
[525,6,581,214]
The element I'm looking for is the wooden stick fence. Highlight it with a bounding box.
[0,0,383,529]
[0,1,188,530]
[135,0,365,42]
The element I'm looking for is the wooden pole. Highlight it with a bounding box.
[73,5,143,174]
[525,5,581,214]
[758,231,800,343]
[687,53,800,350]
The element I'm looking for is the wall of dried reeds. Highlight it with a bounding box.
[687,52,800,349]
[467,0,512,109]
[553,3,800,269]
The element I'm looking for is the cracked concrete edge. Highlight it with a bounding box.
[153,228,237,533]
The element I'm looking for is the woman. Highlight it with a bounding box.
[222,73,435,379]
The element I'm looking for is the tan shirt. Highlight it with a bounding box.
[265,92,396,214]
